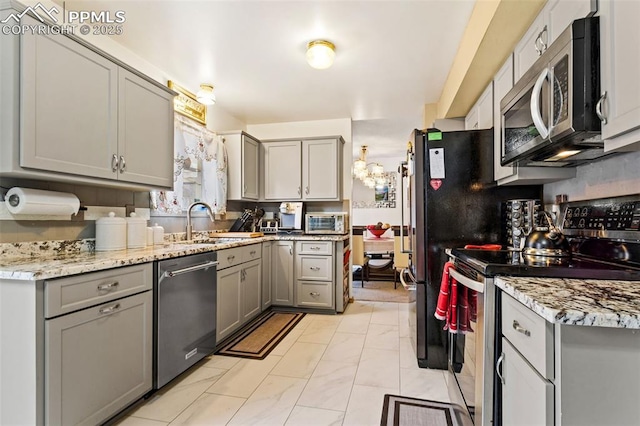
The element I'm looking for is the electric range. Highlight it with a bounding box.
[446,194,640,426]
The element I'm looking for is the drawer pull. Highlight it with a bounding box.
[310,266,321,271]
[310,246,321,251]
[97,281,119,291]
[310,292,321,297]
[512,320,531,337]
[99,303,120,315]
[227,255,235,262]
[250,250,257,256]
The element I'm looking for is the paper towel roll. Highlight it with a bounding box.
[5,187,80,216]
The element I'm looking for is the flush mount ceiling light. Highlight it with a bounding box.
[196,84,216,105]
[306,40,336,69]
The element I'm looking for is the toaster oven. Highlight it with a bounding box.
[305,212,349,234]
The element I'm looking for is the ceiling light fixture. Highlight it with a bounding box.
[352,145,387,188]
[306,40,336,69]
[196,83,216,105]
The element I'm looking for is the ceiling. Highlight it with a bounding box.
[59,0,475,131]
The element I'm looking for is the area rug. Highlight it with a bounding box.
[351,280,415,303]
[381,395,462,426]
[215,311,305,360]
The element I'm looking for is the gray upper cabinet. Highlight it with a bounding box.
[118,69,174,188]
[598,0,640,151]
[263,136,343,201]
[20,17,119,180]
[225,132,260,200]
[1,12,175,190]
[264,141,303,200]
[513,0,595,81]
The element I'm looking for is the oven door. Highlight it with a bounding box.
[501,64,551,166]
[448,265,495,426]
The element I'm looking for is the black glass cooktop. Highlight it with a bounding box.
[450,248,640,281]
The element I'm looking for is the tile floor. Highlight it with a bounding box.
[116,301,453,426]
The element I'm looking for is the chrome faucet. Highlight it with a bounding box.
[186,202,215,241]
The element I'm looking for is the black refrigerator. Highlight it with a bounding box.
[401,128,541,369]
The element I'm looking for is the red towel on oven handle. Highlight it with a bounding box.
[435,261,459,333]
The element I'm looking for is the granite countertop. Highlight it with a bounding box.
[496,276,640,329]
[0,233,349,281]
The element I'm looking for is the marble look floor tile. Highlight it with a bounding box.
[206,356,281,398]
[168,394,245,426]
[398,305,411,338]
[271,342,326,379]
[227,375,306,426]
[335,315,370,334]
[399,337,419,369]
[295,314,316,330]
[296,360,358,411]
[364,323,399,350]
[354,347,400,389]
[370,302,399,325]
[284,406,344,426]
[128,367,227,422]
[400,367,451,402]
[269,327,304,356]
[322,332,365,364]
[201,355,241,370]
[296,319,338,344]
[342,384,397,426]
[115,416,168,426]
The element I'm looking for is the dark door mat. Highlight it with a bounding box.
[215,311,305,360]
[381,395,468,426]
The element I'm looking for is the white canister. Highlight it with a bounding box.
[95,212,126,251]
[146,227,154,246]
[152,223,165,245]
[126,212,147,249]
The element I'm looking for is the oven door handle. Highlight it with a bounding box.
[449,268,484,293]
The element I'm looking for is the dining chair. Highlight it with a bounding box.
[393,235,409,289]
[351,234,369,286]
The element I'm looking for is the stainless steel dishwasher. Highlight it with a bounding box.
[154,252,218,389]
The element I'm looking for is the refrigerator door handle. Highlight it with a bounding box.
[399,268,416,291]
[399,161,412,254]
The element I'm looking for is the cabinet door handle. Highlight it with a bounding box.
[310,292,320,297]
[119,156,126,172]
[298,186,301,195]
[111,154,119,172]
[596,91,608,125]
[99,303,120,315]
[310,266,320,271]
[512,320,531,337]
[97,281,119,291]
[289,247,293,255]
[496,352,505,385]
[305,186,309,195]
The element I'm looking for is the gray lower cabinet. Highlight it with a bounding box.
[294,241,335,309]
[261,242,273,310]
[271,241,295,306]
[44,264,153,426]
[216,246,262,342]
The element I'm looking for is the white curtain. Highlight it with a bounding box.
[150,116,227,215]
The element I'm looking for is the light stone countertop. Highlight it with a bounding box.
[0,234,349,281]
[496,276,640,329]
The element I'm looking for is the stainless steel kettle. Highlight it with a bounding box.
[522,211,571,257]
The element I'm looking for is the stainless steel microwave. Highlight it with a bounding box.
[501,17,608,167]
[305,212,349,234]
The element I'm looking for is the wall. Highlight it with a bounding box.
[542,151,640,204]
[351,154,408,226]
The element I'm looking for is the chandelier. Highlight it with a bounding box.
[352,145,387,188]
